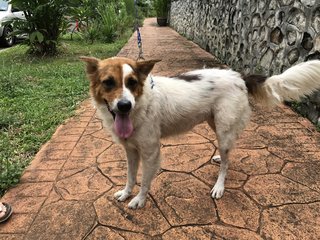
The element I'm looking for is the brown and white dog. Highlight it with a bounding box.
[81,56,320,209]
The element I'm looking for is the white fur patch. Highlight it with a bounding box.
[109,64,136,110]
[121,64,135,108]
[122,63,133,79]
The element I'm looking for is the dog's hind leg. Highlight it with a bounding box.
[210,148,230,199]
[128,144,161,209]
[114,147,140,202]
[208,101,250,199]
[208,119,237,199]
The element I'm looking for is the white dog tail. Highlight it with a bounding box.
[244,60,320,107]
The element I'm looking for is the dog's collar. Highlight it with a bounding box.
[104,99,115,120]
[150,75,155,89]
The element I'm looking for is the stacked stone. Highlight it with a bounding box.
[170,0,320,125]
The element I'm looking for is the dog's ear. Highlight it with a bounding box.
[80,56,100,74]
[136,59,161,77]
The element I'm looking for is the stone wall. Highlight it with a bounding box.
[169,0,320,126]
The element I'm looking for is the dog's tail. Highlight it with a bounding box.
[244,60,320,107]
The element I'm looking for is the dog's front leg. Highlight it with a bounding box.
[114,147,139,202]
[128,144,161,209]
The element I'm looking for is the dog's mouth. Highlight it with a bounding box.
[114,113,133,139]
[104,99,133,139]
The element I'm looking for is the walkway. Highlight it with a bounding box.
[1,18,320,239]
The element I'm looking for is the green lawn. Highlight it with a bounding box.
[0,35,131,196]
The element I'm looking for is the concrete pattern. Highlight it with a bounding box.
[1,18,320,239]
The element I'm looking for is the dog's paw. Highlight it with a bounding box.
[114,189,131,202]
[211,155,221,163]
[128,195,146,209]
[210,183,225,199]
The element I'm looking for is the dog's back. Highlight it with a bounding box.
[143,68,250,138]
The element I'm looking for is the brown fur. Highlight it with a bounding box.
[124,73,144,98]
[243,74,268,103]
[80,57,160,104]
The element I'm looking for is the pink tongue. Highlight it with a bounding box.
[114,114,133,139]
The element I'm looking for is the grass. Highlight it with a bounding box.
[0,32,132,196]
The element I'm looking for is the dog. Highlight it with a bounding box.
[81,56,320,209]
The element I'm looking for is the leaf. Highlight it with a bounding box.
[29,31,36,43]
[36,31,44,43]
[29,31,44,43]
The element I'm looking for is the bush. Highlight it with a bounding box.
[68,0,99,35]
[97,2,122,43]
[154,0,168,17]
[8,0,147,54]
[10,0,72,56]
[137,0,155,17]
[71,0,143,44]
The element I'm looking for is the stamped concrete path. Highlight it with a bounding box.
[1,18,320,240]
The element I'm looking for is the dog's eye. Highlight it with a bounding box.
[127,77,138,89]
[102,77,116,91]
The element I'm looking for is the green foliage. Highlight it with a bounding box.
[7,0,149,53]
[69,0,144,44]
[123,0,135,16]
[68,0,99,32]
[136,0,155,18]
[96,1,121,43]
[80,19,101,44]
[29,31,44,43]
[154,0,168,17]
[10,0,74,56]
[254,65,264,74]
[0,159,27,196]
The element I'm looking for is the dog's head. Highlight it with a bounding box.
[81,56,160,139]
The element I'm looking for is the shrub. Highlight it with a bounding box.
[74,0,137,44]
[96,1,120,43]
[137,0,155,18]
[10,0,72,56]
[68,0,99,35]
[154,0,168,17]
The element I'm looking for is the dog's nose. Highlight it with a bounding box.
[117,100,132,113]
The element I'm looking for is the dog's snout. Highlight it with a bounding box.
[117,100,132,113]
